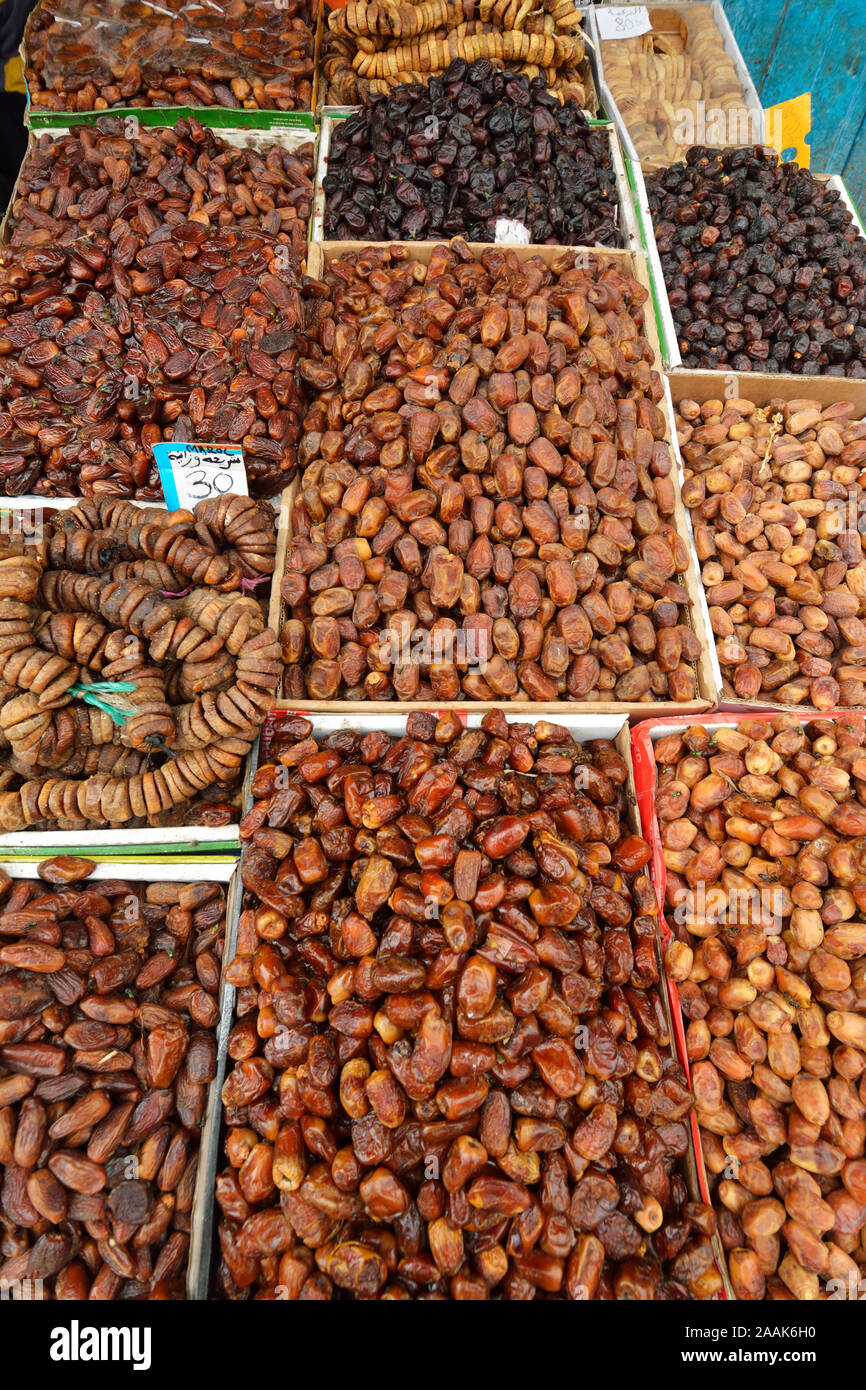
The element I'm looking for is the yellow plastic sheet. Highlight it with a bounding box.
[765,92,812,168]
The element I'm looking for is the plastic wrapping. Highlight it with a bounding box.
[25,0,316,112]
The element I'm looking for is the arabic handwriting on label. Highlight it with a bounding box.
[151,442,248,511]
[596,6,651,42]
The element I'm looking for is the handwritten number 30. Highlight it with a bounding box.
[185,468,234,499]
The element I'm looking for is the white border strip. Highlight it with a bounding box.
[0,858,237,880]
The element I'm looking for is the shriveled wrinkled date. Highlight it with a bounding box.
[215,711,720,1300]
[647,145,866,376]
[657,716,866,1300]
[0,223,304,499]
[283,240,699,704]
[8,118,314,254]
[677,393,866,708]
[0,859,226,1300]
[26,0,315,113]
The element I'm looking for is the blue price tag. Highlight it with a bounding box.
[152,442,247,511]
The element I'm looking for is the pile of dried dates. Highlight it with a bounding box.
[677,392,866,708]
[26,0,315,112]
[323,60,621,246]
[0,858,227,1300]
[9,119,315,253]
[215,712,722,1300]
[0,211,305,498]
[284,241,702,705]
[646,146,866,375]
[658,716,866,1300]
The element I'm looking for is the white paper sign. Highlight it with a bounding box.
[152,442,248,511]
[494,218,531,245]
[596,6,651,41]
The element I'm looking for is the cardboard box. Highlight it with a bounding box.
[187,858,243,1300]
[275,239,719,717]
[0,854,240,1300]
[629,707,866,1299]
[231,707,728,1296]
[625,156,681,368]
[638,169,866,383]
[667,370,866,713]
[311,111,641,251]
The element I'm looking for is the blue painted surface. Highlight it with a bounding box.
[723,0,866,216]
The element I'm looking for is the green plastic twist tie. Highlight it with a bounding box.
[67,680,138,726]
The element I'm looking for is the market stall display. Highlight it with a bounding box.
[322,1,593,108]
[0,859,231,1299]
[645,146,866,376]
[6,119,315,252]
[676,390,866,709]
[24,0,316,113]
[0,496,280,830]
[0,0,861,1311]
[644,713,866,1301]
[321,65,621,245]
[281,240,714,708]
[0,219,306,499]
[596,3,754,167]
[215,711,723,1300]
